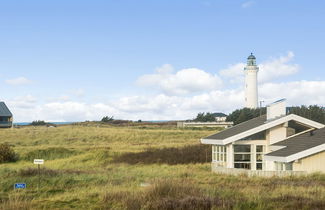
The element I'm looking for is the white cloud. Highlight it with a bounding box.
[5,77,32,85]
[7,80,324,122]
[8,95,37,109]
[136,64,223,95]
[260,80,325,106]
[219,63,246,84]
[242,1,254,8]
[70,88,85,97]
[47,95,70,102]
[39,102,117,122]
[259,51,299,83]
[219,51,299,84]
[8,100,118,122]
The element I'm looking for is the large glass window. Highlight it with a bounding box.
[234,145,251,153]
[212,145,227,164]
[233,145,251,169]
[256,145,264,170]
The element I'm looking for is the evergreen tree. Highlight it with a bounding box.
[288,105,325,124]
[226,107,266,125]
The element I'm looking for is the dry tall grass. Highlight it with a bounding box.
[0,125,324,209]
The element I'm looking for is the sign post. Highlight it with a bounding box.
[33,159,44,190]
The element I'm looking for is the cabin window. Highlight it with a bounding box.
[234,145,251,169]
[275,162,293,171]
[0,117,8,122]
[256,145,264,170]
[212,145,227,164]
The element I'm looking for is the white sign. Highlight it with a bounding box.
[33,159,44,164]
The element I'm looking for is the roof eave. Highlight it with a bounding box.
[200,138,226,145]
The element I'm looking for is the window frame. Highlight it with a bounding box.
[233,145,251,169]
[212,145,227,163]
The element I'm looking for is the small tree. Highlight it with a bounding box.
[0,144,18,163]
[101,116,114,122]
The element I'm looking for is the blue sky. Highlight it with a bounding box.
[0,0,324,122]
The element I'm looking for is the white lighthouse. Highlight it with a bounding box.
[244,53,259,108]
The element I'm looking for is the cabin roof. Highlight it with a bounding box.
[201,114,324,145]
[0,102,13,117]
[203,115,267,140]
[265,128,325,158]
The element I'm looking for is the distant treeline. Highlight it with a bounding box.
[226,105,324,125]
[30,120,56,126]
[288,105,325,124]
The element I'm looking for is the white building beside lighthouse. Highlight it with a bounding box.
[244,53,259,108]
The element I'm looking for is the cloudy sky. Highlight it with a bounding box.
[0,0,324,122]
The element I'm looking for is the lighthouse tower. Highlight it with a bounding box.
[244,53,259,108]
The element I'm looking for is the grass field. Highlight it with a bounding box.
[0,124,325,210]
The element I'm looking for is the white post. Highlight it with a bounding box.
[227,144,234,168]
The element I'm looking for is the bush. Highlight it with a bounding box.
[0,144,19,163]
[101,116,114,122]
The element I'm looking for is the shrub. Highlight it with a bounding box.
[0,144,18,163]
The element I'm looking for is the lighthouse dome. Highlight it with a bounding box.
[248,53,256,60]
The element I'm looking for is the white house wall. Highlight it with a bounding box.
[293,151,325,173]
[269,125,287,145]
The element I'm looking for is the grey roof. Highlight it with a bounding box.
[0,102,12,117]
[204,115,267,140]
[266,128,325,157]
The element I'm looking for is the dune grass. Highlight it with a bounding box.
[0,125,324,209]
